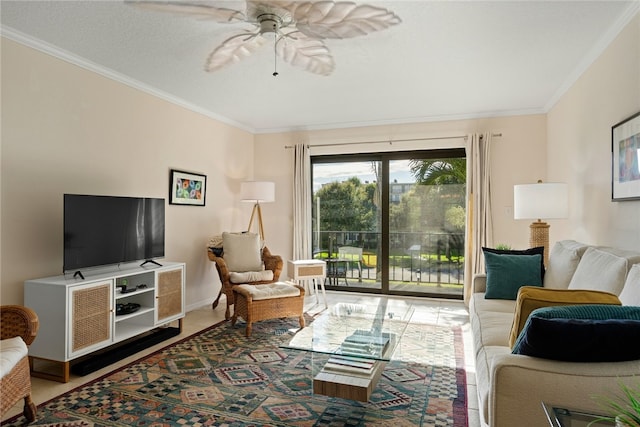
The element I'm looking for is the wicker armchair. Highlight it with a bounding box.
[1,305,39,422]
[208,246,283,320]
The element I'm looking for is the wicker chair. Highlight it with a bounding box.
[208,246,283,320]
[1,305,39,422]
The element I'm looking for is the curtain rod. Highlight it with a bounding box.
[284,133,501,149]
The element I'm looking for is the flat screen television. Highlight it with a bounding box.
[64,194,165,273]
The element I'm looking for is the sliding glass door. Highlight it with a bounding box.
[312,149,466,299]
[312,158,383,291]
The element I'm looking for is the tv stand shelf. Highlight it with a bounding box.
[24,261,185,383]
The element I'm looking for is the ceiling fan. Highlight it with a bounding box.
[129,1,401,76]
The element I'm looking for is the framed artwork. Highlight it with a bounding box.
[612,112,640,201]
[169,169,206,206]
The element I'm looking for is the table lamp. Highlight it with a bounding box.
[240,181,275,240]
[514,181,568,266]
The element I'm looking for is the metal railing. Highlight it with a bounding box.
[313,230,465,287]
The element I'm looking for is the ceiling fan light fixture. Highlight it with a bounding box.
[257,13,282,35]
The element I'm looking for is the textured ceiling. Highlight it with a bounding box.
[1,1,638,133]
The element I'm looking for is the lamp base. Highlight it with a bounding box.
[529,220,550,266]
[247,202,265,240]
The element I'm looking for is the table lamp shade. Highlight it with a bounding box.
[514,183,568,220]
[240,181,275,203]
[514,182,568,266]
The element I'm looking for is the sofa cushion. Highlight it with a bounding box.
[222,232,263,272]
[484,251,542,300]
[568,247,628,295]
[508,286,621,348]
[619,264,640,306]
[470,295,516,351]
[543,240,590,289]
[512,305,640,362]
[483,246,545,280]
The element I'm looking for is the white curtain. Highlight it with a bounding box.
[293,143,312,260]
[464,133,494,304]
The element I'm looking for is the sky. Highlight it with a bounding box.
[313,160,414,192]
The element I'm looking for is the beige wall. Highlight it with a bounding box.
[0,38,255,307]
[255,114,548,277]
[2,11,637,307]
[547,13,640,250]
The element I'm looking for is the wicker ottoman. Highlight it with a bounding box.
[231,282,305,337]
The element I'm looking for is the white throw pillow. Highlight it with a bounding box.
[229,270,274,284]
[619,264,640,306]
[543,240,589,289]
[568,247,628,295]
[222,232,263,272]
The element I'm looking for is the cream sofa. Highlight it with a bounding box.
[469,240,640,427]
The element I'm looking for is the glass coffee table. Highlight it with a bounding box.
[281,302,414,401]
[542,402,615,426]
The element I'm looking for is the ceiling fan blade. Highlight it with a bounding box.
[276,32,335,76]
[206,32,266,72]
[293,1,401,39]
[127,1,245,23]
[246,0,300,16]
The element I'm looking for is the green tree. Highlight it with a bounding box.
[314,177,377,233]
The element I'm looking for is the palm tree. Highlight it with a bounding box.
[409,158,466,185]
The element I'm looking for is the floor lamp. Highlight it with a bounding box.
[514,181,568,266]
[240,181,275,241]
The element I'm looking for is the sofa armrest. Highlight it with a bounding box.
[472,273,487,294]
[489,353,640,427]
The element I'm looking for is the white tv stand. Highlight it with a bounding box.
[24,261,185,382]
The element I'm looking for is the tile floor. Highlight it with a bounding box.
[3,291,480,426]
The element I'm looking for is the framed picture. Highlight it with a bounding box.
[612,112,640,201]
[169,169,206,206]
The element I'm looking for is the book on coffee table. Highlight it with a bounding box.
[339,331,391,358]
[323,355,375,377]
[327,354,375,369]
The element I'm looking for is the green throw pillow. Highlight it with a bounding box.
[484,251,542,300]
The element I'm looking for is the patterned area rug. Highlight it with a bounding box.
[3,315,467,427]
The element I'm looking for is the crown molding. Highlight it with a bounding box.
[544,2,640,112]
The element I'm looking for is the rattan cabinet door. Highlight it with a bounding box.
[156,268,183,323]
[69,281,113,358]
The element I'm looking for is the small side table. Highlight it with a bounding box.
[288,259,327,308]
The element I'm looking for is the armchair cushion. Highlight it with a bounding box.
[222,232,263,272]
[0,337,28,378]
[230,270,274,283]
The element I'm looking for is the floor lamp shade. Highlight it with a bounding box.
[240,181,275,203]
[514,182,568,266]
[240,181,275,240]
